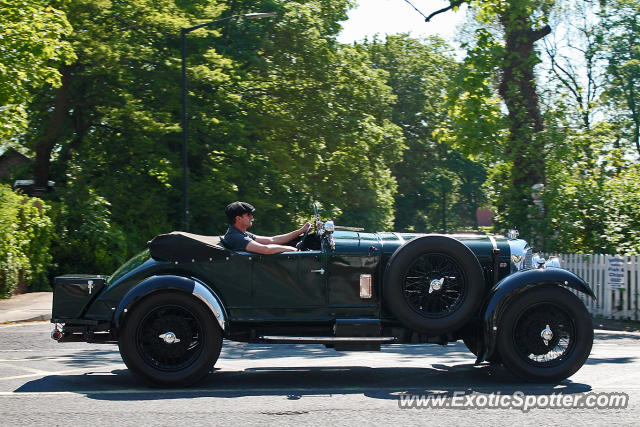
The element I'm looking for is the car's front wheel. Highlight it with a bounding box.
[118,291,222,387]
[496,285,593,382]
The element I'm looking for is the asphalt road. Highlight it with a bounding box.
[0,322,638,425]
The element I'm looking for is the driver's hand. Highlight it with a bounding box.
[301,222,312,233]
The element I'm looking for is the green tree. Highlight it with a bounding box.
[0,185,53,297]
[600,0,640,156]
[543,120,640,254]
[542,121,611,252]
[533,0,640,254]
[0,0,75,144]
[23,0,229,260]
[429,1,555,239]
[185,0,404,233]
[363,34,486,232]
[542,0,604,131]
[19,0,405,278]
[601,164,640,253]
[49,188,128,277]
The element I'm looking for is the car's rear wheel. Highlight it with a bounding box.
[383,235,485,334]
[118,291,222,387]
[496,285,593,382]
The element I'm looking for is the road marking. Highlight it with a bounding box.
[0,362,50,375]
[0,356,119,363]
[0,368,100,381]
[0,357,72,362]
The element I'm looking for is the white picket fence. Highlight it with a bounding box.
[546,253,640,320]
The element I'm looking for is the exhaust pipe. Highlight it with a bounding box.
[51,329,63,341]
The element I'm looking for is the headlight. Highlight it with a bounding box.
[508,237,532,271]
[547,256,561,268]
[532,254,561,269]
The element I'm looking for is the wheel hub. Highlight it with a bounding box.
[137,308,202,372]
[540,324,553,346]
[402,252,466,319]
[429,278,445,294]
[514,302,573,363]
[158,331,181,344]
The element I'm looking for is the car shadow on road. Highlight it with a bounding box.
[37,340,633,367]
[13,334,636,401]
[14,361,593,402]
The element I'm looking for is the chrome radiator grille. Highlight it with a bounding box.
[524,247,533,269]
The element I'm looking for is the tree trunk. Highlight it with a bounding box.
[497,9,550,234]
[629,83,640,156]
[33,66,73,190]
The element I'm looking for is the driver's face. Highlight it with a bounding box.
[237,212,253,229]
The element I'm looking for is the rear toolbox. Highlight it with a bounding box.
[52,275,108,321]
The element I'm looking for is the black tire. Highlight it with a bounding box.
[383,235,485,334]
[118,291,223,387]
[496,285,593,382]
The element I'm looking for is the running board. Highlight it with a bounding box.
[258,335,397,344]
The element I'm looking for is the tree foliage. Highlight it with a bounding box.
[0,185,53,296]
[188,0,405,233]
[448,0,554,239]
[364,34,486,232]
[23,0,218,255]
[13,0,405,276]
[537,0,640,254]
[542,0,604,131]
[0,0,75,143]
[3,0,640,293]
[600,0,640,156]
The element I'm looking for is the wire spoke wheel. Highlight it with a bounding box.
[402,253,466,318]
[497,285,593,382]
[513,302,575,366]
[118,291,223,387]
[137,305,203,372]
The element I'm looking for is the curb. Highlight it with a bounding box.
[0,292,53,324]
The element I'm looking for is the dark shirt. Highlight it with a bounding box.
[222,226,256,251]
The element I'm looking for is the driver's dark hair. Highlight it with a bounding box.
[225,201,255,225]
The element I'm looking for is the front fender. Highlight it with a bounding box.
[113,275,228,333]
[478,267,595,363]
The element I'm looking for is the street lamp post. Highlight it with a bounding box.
[181,12,276,231]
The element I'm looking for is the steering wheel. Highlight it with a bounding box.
[297,203,319,250]
[297,220,313,251]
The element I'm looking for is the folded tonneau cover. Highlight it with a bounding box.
[148,231,230,262]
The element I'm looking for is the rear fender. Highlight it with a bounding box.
[113,275,227,333]
[478,267,595,363]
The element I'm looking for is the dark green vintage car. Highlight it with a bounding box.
[51,205,595,386]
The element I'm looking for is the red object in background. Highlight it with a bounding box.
[476,208,494,227]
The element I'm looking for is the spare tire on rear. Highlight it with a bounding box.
[383,235,485,334]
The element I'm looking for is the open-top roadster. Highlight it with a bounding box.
[51,204,594,386]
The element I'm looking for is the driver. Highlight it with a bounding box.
[222,201,311,254]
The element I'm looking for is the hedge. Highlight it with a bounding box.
[0,185,53,298]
